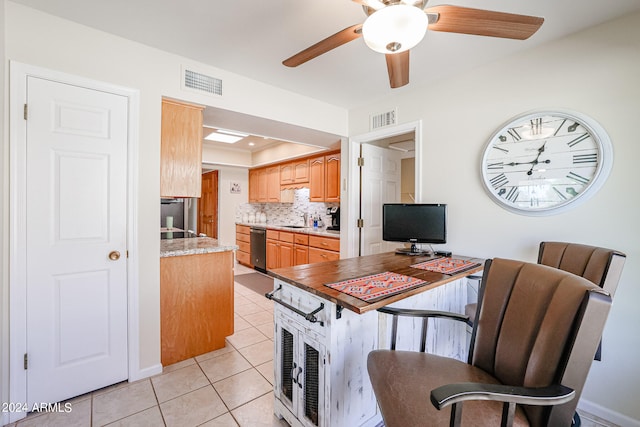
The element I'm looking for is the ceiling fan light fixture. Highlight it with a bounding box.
[362,4,428,54]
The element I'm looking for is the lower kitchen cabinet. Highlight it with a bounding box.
[160,250,234,366]
[308,235,340,263]
[294,233,309,266]
[236,224,252,267]
[267,229,294,270]
[271,277,469,426]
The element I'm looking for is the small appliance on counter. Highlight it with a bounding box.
[326,206,340,231]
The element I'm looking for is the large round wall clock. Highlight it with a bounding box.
[481,110,612,216]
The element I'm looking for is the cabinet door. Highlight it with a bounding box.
[160,99,204,198]
[309,156,325,202]
[325,153,341,202]
[293,159,310,183]
[248,169,259,203]
[280,162,294,185]
[267,166,281,202]
[266,239,280,270]
[257,168,268,203]
[279,241,294,268]
[275,312,326,427]
[294,245,309,266]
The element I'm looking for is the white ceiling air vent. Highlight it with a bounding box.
[370,108,397,130]
[183,68,222,96]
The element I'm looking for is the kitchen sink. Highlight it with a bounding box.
[282,225,307,229]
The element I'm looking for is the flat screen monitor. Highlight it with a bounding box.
[382,203,447,255]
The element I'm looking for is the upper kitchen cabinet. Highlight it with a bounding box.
[310,151,340,202]
[280,158,309,185]
[160,99,204,198]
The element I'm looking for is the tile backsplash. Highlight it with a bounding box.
[237,188,338,227]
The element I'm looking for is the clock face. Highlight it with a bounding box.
[481,111,612,215]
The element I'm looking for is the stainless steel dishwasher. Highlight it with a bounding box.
[250,226,267,272]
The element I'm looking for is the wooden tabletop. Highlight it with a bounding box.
[268,252,484,315]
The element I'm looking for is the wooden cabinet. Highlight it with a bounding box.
[236,224,252,267]
[267,166,281,203]
[325,153,341,202]
[309,156,325,202]
[160,99,204,198]
[308,235,340,263]
[248,152,338,203]
[249,169,259,203]
[281,159,310,185]
[293,233,309,266]
[267,229,294,270]
[248,166,280,203]
[160,250,234,366]
[309,152,340,202]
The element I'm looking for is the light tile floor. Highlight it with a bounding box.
[8,263,289,427]
[6,263,618,427]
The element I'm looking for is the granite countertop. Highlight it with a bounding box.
[236,222,341,238]
[160,237,238,258]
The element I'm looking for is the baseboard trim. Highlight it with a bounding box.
[579,399,640,427]
[129,363,162,382]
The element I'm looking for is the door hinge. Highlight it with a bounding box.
[357,218,364,228]
[23,104,28,120]
[126,250,129,258]
[24,353,28,370]
[357,157,364,167]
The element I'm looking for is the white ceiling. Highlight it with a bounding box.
[12,0,640,147]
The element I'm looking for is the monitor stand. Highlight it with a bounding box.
[395,243,432,256]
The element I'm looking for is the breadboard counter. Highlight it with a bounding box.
[266,252,483,427]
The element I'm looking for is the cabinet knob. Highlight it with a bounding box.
[108,251,121,261]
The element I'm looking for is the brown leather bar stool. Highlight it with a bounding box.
[368,257,622,427]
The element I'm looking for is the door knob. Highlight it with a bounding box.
[108,251,121,261]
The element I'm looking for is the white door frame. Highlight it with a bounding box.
[345,121,423,258]
[8,61,141,423]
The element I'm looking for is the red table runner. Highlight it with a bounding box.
[324,271,427,303]
[411,258,482,275]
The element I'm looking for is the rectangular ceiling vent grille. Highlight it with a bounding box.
[370,108,397,130]
[184,69,222,96]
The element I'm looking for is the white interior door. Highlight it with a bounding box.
[360,144,401,255]
[25,75,129,405]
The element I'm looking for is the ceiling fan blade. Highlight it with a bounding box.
[426,5,544,40]
[386,51,410,88]
[283,24,363,67]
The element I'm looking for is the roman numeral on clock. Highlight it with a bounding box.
[567,133,590,147]
[553,187,567,200]
[507,128,521,141]
[573,153,598,164]
[487,162,504,170]
[567,171,590,185]
[504,186,518,202]
[490,173,508,189]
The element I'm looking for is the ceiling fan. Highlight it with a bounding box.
[283,0,544,88]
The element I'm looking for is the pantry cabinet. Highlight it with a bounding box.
[160,99,204,198]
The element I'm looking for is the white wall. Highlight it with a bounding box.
[0,0,8,422]
[1,0,348,390]
[213,165,250,247]
[349,12,640,424]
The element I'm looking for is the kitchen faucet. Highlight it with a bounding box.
[302,212,309,227]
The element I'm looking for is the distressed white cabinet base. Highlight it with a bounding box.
[271,277,468,427]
